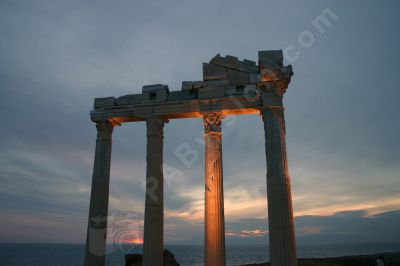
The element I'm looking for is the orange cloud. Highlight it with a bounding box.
[226,229,268,238]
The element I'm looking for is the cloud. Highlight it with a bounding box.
[295,210,400,244]
[0,0,400,245]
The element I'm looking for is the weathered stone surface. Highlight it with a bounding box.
[203,112,225,266]
[209,54,258,73]
[142,84,169,93]
[143,118,165,266]
[205,79,231,86]
[199,102,223,113]
[94,97,116,109]
[227,69,249,86]
[198,86,225,99]
[223,86,236,96]
[262,104,297,266]
[142,84,170,103]
[243,59,257,66]
[249,73,260,84]
[258,50,293,96]
[203,63,228,80]
[204,73,228,81]
[258,50,283,64]
[90,94,262,122]
[282,65,293,79]
[168,91,194,101]
[192,80,206,89]
[84,121,114,266]
[198,86,213,99]
[204,61,251,86]
[181,81,193,91]
[116,94,143,106]
[244,84,258,97]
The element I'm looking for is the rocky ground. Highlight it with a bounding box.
[242,252,400,266]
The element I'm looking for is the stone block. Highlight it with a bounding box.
[203,73,227,81]
[203,63,228,80]
[116,94,143,105]
[243,59,257,66]
[242,64,258,73]
[209,53,224,65]
[94,97,116,109]
[244,84,258,97]
[192,81,206,89]
[181,81,193,91]
[198,86,225,99]
[142,84,169,93]
[233,86,245,95]
[168,90,194,101]
[249,73,260,84]
[205,79,231,86]
[198,86,213,99]
[224,86,236,96]
[227,69,249,86]
[199,102,223,113]
[258,50,283,65]
[209,54,258,73]
[225,55,239,64]
[142,84,170,103]
[259,63,282,82]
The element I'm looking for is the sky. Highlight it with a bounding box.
[0,0,399,246]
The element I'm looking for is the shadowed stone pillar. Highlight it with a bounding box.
[84,120,114,266]
[143,117,165,266]
[261,93,297,266]
[203,112,226,266]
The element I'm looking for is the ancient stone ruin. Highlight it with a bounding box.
[84,50,297,266]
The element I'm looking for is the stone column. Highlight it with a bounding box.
[261,95,297,266]
[143,117,165,266]
[84,120,114,266]
[203,112,226,266]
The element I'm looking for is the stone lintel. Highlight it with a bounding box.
[91,94,263,123]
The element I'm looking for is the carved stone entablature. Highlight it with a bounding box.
[203,112,223,134]
[90,50,293,124]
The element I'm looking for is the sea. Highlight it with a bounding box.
[1,242,400,266]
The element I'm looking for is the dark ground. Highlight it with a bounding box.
[242,252,400,266]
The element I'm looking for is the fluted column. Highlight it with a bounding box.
[84,120,114,266]
[203,112,226,266]
[262,98,297,266]
[143,117,165,266]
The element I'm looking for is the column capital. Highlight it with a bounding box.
[258,50,293,97]
[203,112,223,134]
[146,117,167,137]
[258,78,291,97]
[96,120,114,140]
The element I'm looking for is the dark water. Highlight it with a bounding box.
[1,243,400,266]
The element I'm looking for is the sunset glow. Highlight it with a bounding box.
[0,1,399,253]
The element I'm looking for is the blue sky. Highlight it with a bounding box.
[0,0,399,245]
